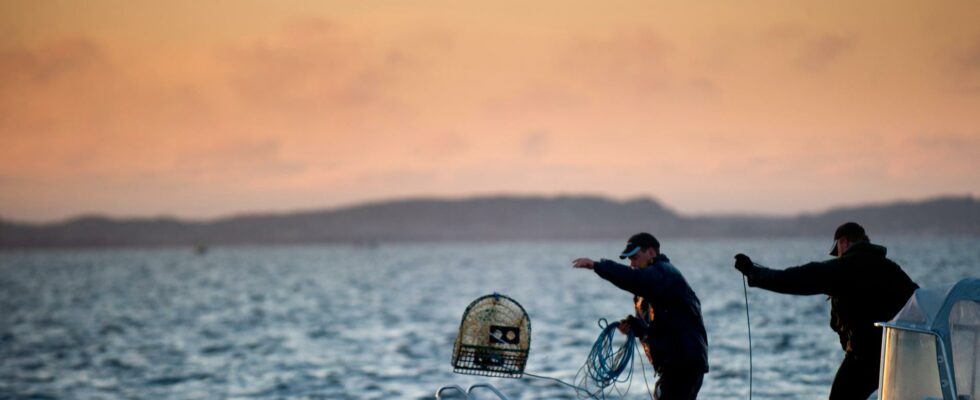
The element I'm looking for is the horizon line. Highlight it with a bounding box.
[2,192,975,227]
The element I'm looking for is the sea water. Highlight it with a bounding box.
[1,237,977,399]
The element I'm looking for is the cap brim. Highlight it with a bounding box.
[829,242,838,256]
[620,246,641,259]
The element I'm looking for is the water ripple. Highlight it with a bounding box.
[0,237,976,399]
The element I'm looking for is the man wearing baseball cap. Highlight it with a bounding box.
[733,222,918,400]
[574,232,709,400]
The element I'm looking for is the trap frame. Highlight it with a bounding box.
[452,293,531,378]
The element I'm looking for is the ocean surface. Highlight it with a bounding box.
[1,237,977,399]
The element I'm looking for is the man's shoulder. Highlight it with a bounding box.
[651,258,698,290]
[652,258,682,276]
[846,242,888,258]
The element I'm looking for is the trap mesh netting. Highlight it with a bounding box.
[452,293,531,378]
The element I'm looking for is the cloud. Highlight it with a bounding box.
[414,132,470,158]
[480,83,587,121]
[0,37,110,86]
[556,30,676,94]
[913,132,980,149]
[0,35,297,186]
[219,17,457,119]
[950,36,980,93]
[956,37,980,70]
[222,18,382,112]
[1,7,977,221]
[521,131,550,156]
[171,138,308,182]
[909,132,980,172]
[213,16,469,165]
[758,24,857,72]
[0,37,129,175]
[795,33,856,71]
[0,36,121,129]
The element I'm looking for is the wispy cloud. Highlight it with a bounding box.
[794,33,856,71]
[0,2,977,221]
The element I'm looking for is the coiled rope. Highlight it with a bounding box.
[585,318,635,389]
[525,318,653,399]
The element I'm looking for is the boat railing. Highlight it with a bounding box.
[434,383,511,400]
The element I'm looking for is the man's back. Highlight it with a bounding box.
[734,223,920,400]
[826,242,918,354]
[742,241,918,354]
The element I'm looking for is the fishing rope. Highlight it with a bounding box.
[524,318,654,400]
[635,341,655,400]
[585,318,635,389]
[523,371,601,399]
[743,275,753,400]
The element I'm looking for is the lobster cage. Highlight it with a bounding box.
[452,294,531,378]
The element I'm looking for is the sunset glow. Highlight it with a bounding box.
[2,1,978,222]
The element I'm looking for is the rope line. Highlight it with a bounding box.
[524,317,654,400]
[522,371,601,399]
[743,275,753,400]
[635,341,655,400]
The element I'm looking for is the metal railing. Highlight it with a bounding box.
[435,383,511,400]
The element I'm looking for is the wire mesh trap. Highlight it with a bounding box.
[452,293,531,378]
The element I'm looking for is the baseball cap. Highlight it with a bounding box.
[619,232,660,259]
[829,222,866,256]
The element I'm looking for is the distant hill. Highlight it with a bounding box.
[1,195,977,248]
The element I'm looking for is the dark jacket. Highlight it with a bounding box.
[594,254,709,373]
[742,241,918,356]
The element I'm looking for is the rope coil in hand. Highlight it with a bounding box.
[586,318,636,389]
[525,318,651,400]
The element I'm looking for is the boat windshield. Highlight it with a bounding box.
[879,328,942,400]
[951,300,980,399]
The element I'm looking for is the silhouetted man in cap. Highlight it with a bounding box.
[574,232,708,400]
[733,222,918,400]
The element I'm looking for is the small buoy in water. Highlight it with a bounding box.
[194,243,209,255]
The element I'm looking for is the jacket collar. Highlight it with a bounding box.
[842,241,887,257]
[650,253,670,265]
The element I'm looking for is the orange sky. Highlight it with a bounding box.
[1,1,978,222]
